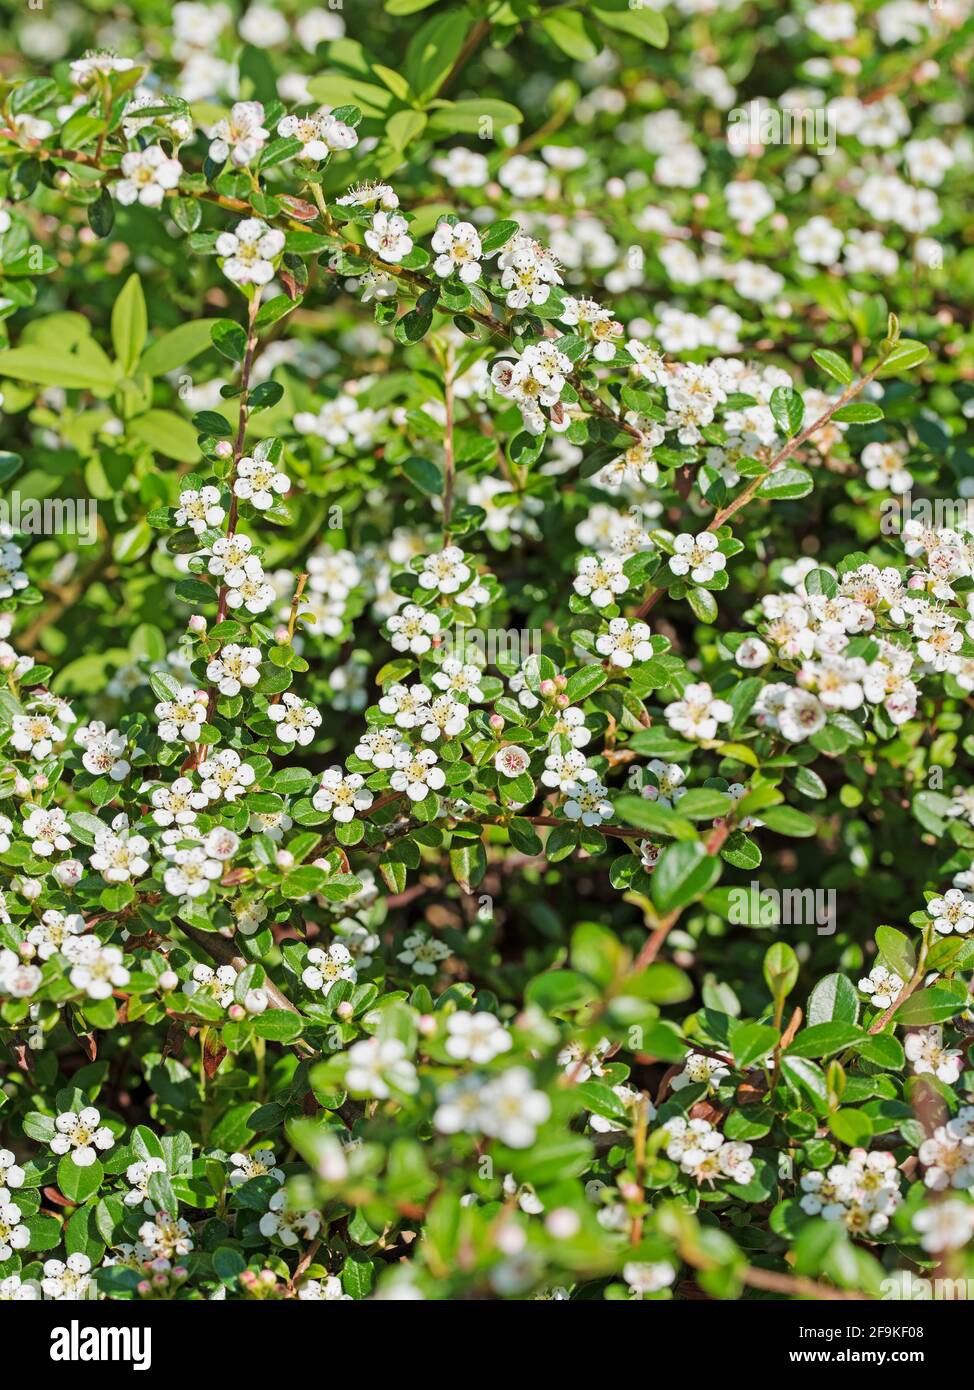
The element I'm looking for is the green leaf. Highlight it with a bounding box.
[829,1108,873,1146]
[770,385,805,437]
[57,1154,104,1203]
[570,921,627,989]
[876,339,929,377]
[759,804,817,837]
[757,467,814,500]
[875,925,915,982]
[402,455,443,495]
[129,409,200,462]
[763,942,799,1001]
[111,273,147,375]
[140,319,221,376]
[591,0,667,46]
[448,839,487,893]
[404,10,471,101]
[542,10,601,60]
[807,973,859,1026]
[831,402,883,425]
[787,1022,863,1058]
[811,349,853,386]
[651,841,721,912]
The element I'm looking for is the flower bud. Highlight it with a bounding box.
[53,859,84,887]
[215,440,233,458]
[188,614,207,634]
[159,969,179,991]
[228,1003,246,1021]
[275,849,294,870]
[489,713,505,733]
[245,988,268,1015]
[539,679,556,697]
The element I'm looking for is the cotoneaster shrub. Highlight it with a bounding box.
[0,0,973,1303]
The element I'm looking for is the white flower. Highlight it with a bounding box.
[664,683,733,742]
[0,950,41,999]
[905,1027,963,1084]
[115,145,182,208]
[0,543,28,599]
[671,1052,731,1093]
[234,454,290,510]
[623,1260,676,1297]
[267,692,322,746]
[477,1068,551,1148]
[74,721,130,779]
[397,931,450,976]
[927,887,974,936]
[795,215,844,266]
[154,686,207,743]
[199,749,257,801]
[41,1253,93,1299]
[494,745,531,778]
[365,210,413,263]
[208,101,269,167]
[0,1190,28,1262]
[278,108,357,159]
[355,727,404,769]
[312,767,374,822]
[151,776,208,826]
[68,942,130,999]
[390,746,446,801]
[206,643,261,696]
[123,1157,166,1209]
[229,1148,284,1188]
[432,147,489,188]
[573,554,630,608]
[216,217,285,286]
[224,554,276,614]
[431,220,483,283]
[204,827,240,861]
[176,484,225,535]
[642,759,687,809]
[50,1107,115,1167]
[0,1273,37,1300]
[302,943,357,994]
[563,769,613,827]
[90,819,151,883]
[345,1037,418,1098]
[862,439,912,495]
[70,52,135,84]
[138,1210,194,1259]
[386,604,441,655]
[668,531,726,584]
[776,688,827,742]
[378,682,432,729]
[858,964,904,1010]
[445,1011,512,1063]
[27,910,86,962]
[913,1201,974,1253]
[418,546,471,596]
[541,747,587,792]
[11,712,64,759]
[596,618,653,668]
[164,847,223,898]
[22,806,73,857]
[418,694,468,742]
[299,1276,351,1300]
[433,658,483,700]
[183,962,237,1009]
[0,1150,25,1190]
[258,1189,321,1246]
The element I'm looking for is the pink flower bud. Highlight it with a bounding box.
[188,614,207,634]
[228,1003,246,1021]
[215,440,233,458]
